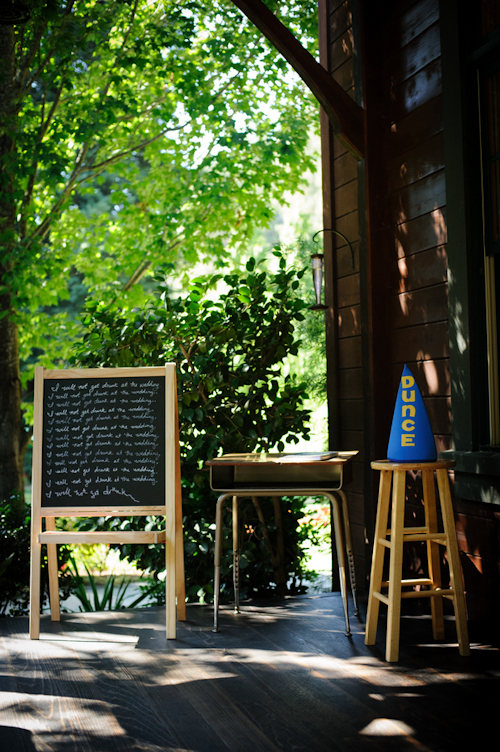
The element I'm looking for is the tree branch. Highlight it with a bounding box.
[28,142,90,241]
[20,0,76,98]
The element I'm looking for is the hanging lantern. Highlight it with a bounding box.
[309,253,328,311]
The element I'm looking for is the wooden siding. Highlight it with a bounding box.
[383,1,450,454]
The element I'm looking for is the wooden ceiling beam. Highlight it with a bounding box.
[229,0,365,159]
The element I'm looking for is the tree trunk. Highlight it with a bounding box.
[0,311,26,506]
[0,24,27,508]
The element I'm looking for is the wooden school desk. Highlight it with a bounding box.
[206,451,359,635]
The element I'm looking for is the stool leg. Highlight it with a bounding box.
[232,496,240,614]
[436,469,470,657]
[386,469,406,663]
[422,469,444,640]
[365,470,392,647]
[338,490,359,616]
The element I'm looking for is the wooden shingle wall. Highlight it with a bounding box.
[320,0,500,620]
[384,0,451,455]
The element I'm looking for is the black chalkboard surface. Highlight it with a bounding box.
[41,374,166,508]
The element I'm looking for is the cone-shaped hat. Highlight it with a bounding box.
[387,365,437,462]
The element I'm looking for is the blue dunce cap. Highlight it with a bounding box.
[387,364,437,462]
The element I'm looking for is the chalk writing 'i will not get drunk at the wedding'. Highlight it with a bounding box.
[42,377,166,507]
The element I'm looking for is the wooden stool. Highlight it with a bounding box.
[365,460,470,662]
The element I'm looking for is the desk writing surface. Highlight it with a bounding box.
[207,452,358,491]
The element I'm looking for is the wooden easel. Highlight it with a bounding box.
[29,365,186,640]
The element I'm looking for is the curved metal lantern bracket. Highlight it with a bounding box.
[309,229,355,311]
[312,229,355,270]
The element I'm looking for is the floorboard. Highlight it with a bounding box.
[0,594,498,752]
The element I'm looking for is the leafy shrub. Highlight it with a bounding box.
[70,251,316,601]
[65,555,156,612]
[0,497,73,616]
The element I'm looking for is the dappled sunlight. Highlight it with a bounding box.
[432,207,447,246]
[360,718,415,736]
[421,360,439,395]
[397,201,408,226]
[451,299,468,356]
[398,289,410,316]
[397,248,409,295]
[0,692,127,736]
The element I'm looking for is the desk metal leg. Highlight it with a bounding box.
[213,493,229,632]
[337,489,359,616]
[326,492,351,636]
[214,489,353,636]
[232,496,240,614]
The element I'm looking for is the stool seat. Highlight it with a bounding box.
[365,459,470,662]
[371,459,455,471]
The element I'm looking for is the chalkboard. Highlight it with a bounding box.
[41,373,166,508]
[29,365,183,640]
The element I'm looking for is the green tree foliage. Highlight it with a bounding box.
[71,251,315,601]
[0,0,318,503]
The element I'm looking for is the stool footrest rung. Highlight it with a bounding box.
[378,538,392,548]
[400,588,454,599]
[403,533,448,543]
[386,526,448,542]
[381,578,433,589]
[376,584,455,601]
[387,526,429,535]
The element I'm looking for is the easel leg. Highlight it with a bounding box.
[45,517,60,622]
[165,496,177,641]
[29,518,42,640]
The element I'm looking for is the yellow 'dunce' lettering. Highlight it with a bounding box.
[400,374,416,448]
[402,404,416,417]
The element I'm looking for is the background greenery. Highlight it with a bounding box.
[0,0,329,613]
[69,249,322,603]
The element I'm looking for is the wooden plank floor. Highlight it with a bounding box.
[0,594,499,752]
